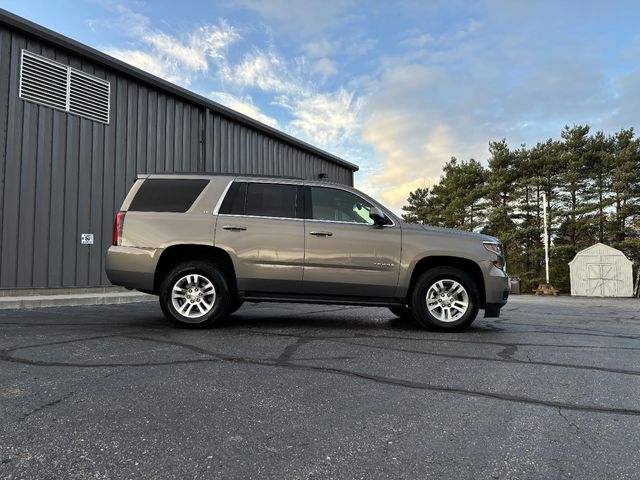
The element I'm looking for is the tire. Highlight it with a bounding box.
[159,261,231,328]
[388,305,414,320]
[410,267,479,331]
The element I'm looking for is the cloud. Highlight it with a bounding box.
[140,23,239,71]
[311,58,337,79]
[281,88,363,147]
[100,5,239,86]
[303,39,334,58]
[106,48,187,84]
[209,91,279,128]
[223,49,364,151]
[229,51,301,94]
[401,33,434,48]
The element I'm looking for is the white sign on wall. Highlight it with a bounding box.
[81,233,94,245]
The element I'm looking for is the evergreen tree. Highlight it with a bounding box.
[401,187,431,224]
[482,140,520,267]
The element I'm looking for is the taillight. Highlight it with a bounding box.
[113,211,125,246]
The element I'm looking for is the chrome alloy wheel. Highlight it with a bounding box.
[425,279,469,323]
[171,274,216,321]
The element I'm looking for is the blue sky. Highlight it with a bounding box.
[2,0,639,211]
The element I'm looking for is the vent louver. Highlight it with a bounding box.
[19,50,68,110]
[69,69,110,123]
[19,50,110,124]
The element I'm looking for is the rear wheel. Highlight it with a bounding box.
[159,261,230,328]
[410,267,479,331]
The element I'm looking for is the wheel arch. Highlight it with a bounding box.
[153,244,237,296]
[407,256,486,308]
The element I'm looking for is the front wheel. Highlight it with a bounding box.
[410,267,479,331]
[159,261,231,328]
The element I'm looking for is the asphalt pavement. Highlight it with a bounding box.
[1,295,640,479]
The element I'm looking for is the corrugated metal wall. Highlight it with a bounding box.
[0,26,354,289]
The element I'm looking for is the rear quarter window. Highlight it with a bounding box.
[128,179,209,212]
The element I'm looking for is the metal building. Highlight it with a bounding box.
[569,243,634,297]
[0,9,358,290]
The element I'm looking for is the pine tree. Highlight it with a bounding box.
[402,187,431,224]
[482,140,520,267]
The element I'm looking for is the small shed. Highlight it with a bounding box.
[569,243,634,297]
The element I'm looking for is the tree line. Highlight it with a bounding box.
[401,125,640,293]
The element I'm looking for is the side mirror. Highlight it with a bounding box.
[369,206,387,226]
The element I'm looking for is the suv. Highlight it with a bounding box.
[106,175,509,330]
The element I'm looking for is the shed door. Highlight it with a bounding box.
[586,263,617,297]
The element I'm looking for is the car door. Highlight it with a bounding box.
[214,180,305,293]
[302,185,401,298]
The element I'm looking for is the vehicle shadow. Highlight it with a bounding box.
[215,309,502,335]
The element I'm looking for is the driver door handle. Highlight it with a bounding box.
[309,231,333,237]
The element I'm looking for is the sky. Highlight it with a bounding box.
[2,0,639,212]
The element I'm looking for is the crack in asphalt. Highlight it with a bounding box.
[325,338,640,377]
[243,328,640,352]
[17,368,122,422]
[5,331,640,377]
[557,407,593,452]
[2,333,640,417]
[18,389,78,422]
[276,338,313,364]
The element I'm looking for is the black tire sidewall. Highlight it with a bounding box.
[410,267,479,331]
[159,262,230,328]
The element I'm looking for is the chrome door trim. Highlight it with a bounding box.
[218,213,304,221]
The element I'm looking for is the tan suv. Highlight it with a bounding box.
[106,174,509,330]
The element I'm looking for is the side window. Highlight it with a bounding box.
[310,187,374,225]
[244,183,298,218]
[128,179,209,213]
[219,182,247,215]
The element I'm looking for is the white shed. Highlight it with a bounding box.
[569,243,634,297]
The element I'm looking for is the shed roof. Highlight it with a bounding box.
[0,8,358,173]
[569,243,632,265]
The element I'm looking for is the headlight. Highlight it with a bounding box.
[483,241,505,270]
[483,241,501,255]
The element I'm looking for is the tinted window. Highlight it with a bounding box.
[310,187,374,225]
[129,179,208,212]
[219,182,247,215]
[245,183,297,218]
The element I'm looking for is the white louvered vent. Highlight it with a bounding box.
[19,50,68,110]
[19,50,110,124]
[69,69,110,123]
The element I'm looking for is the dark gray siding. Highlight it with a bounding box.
[0,26,355,289]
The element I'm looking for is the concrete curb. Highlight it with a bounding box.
[0,291,155,309]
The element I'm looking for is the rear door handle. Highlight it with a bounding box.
[223,225,247,231]
[309,231,333,237]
